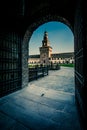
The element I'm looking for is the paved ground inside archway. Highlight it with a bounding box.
[0,67,82,130]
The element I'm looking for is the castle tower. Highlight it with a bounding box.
[39,31,52,65]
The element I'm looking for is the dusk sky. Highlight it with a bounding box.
[29,21,74,55]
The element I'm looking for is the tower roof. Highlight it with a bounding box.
[44,31,48,40]
[42,31,50,47]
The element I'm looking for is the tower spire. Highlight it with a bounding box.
[39,31,52,65]
[42,31,50,47]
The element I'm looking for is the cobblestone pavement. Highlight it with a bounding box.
[0,67,82,130]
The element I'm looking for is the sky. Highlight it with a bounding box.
[29,21,74,55]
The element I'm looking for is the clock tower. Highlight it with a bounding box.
[39,31,52,65]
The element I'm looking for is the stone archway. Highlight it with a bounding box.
[22,5,87,127]
[22,14,73,88]
[0,0,86,129]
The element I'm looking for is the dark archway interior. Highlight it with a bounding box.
[0,0,87,129]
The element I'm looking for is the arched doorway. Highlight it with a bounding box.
[22,15,74,88]
[22,9,85,127]
[28,21,74,94]
[0,0,86,129]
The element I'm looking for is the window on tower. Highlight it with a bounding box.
[44,60,45,63]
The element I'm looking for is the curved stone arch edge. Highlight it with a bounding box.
[21,14,73,88]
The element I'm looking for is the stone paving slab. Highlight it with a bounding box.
[26,85,75,104]
[16,91,76,114]
[0,112,29,130]
[0,100,61,130]
[29,67,75,94]
[0,91,81,130]
[0,67,82,130]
